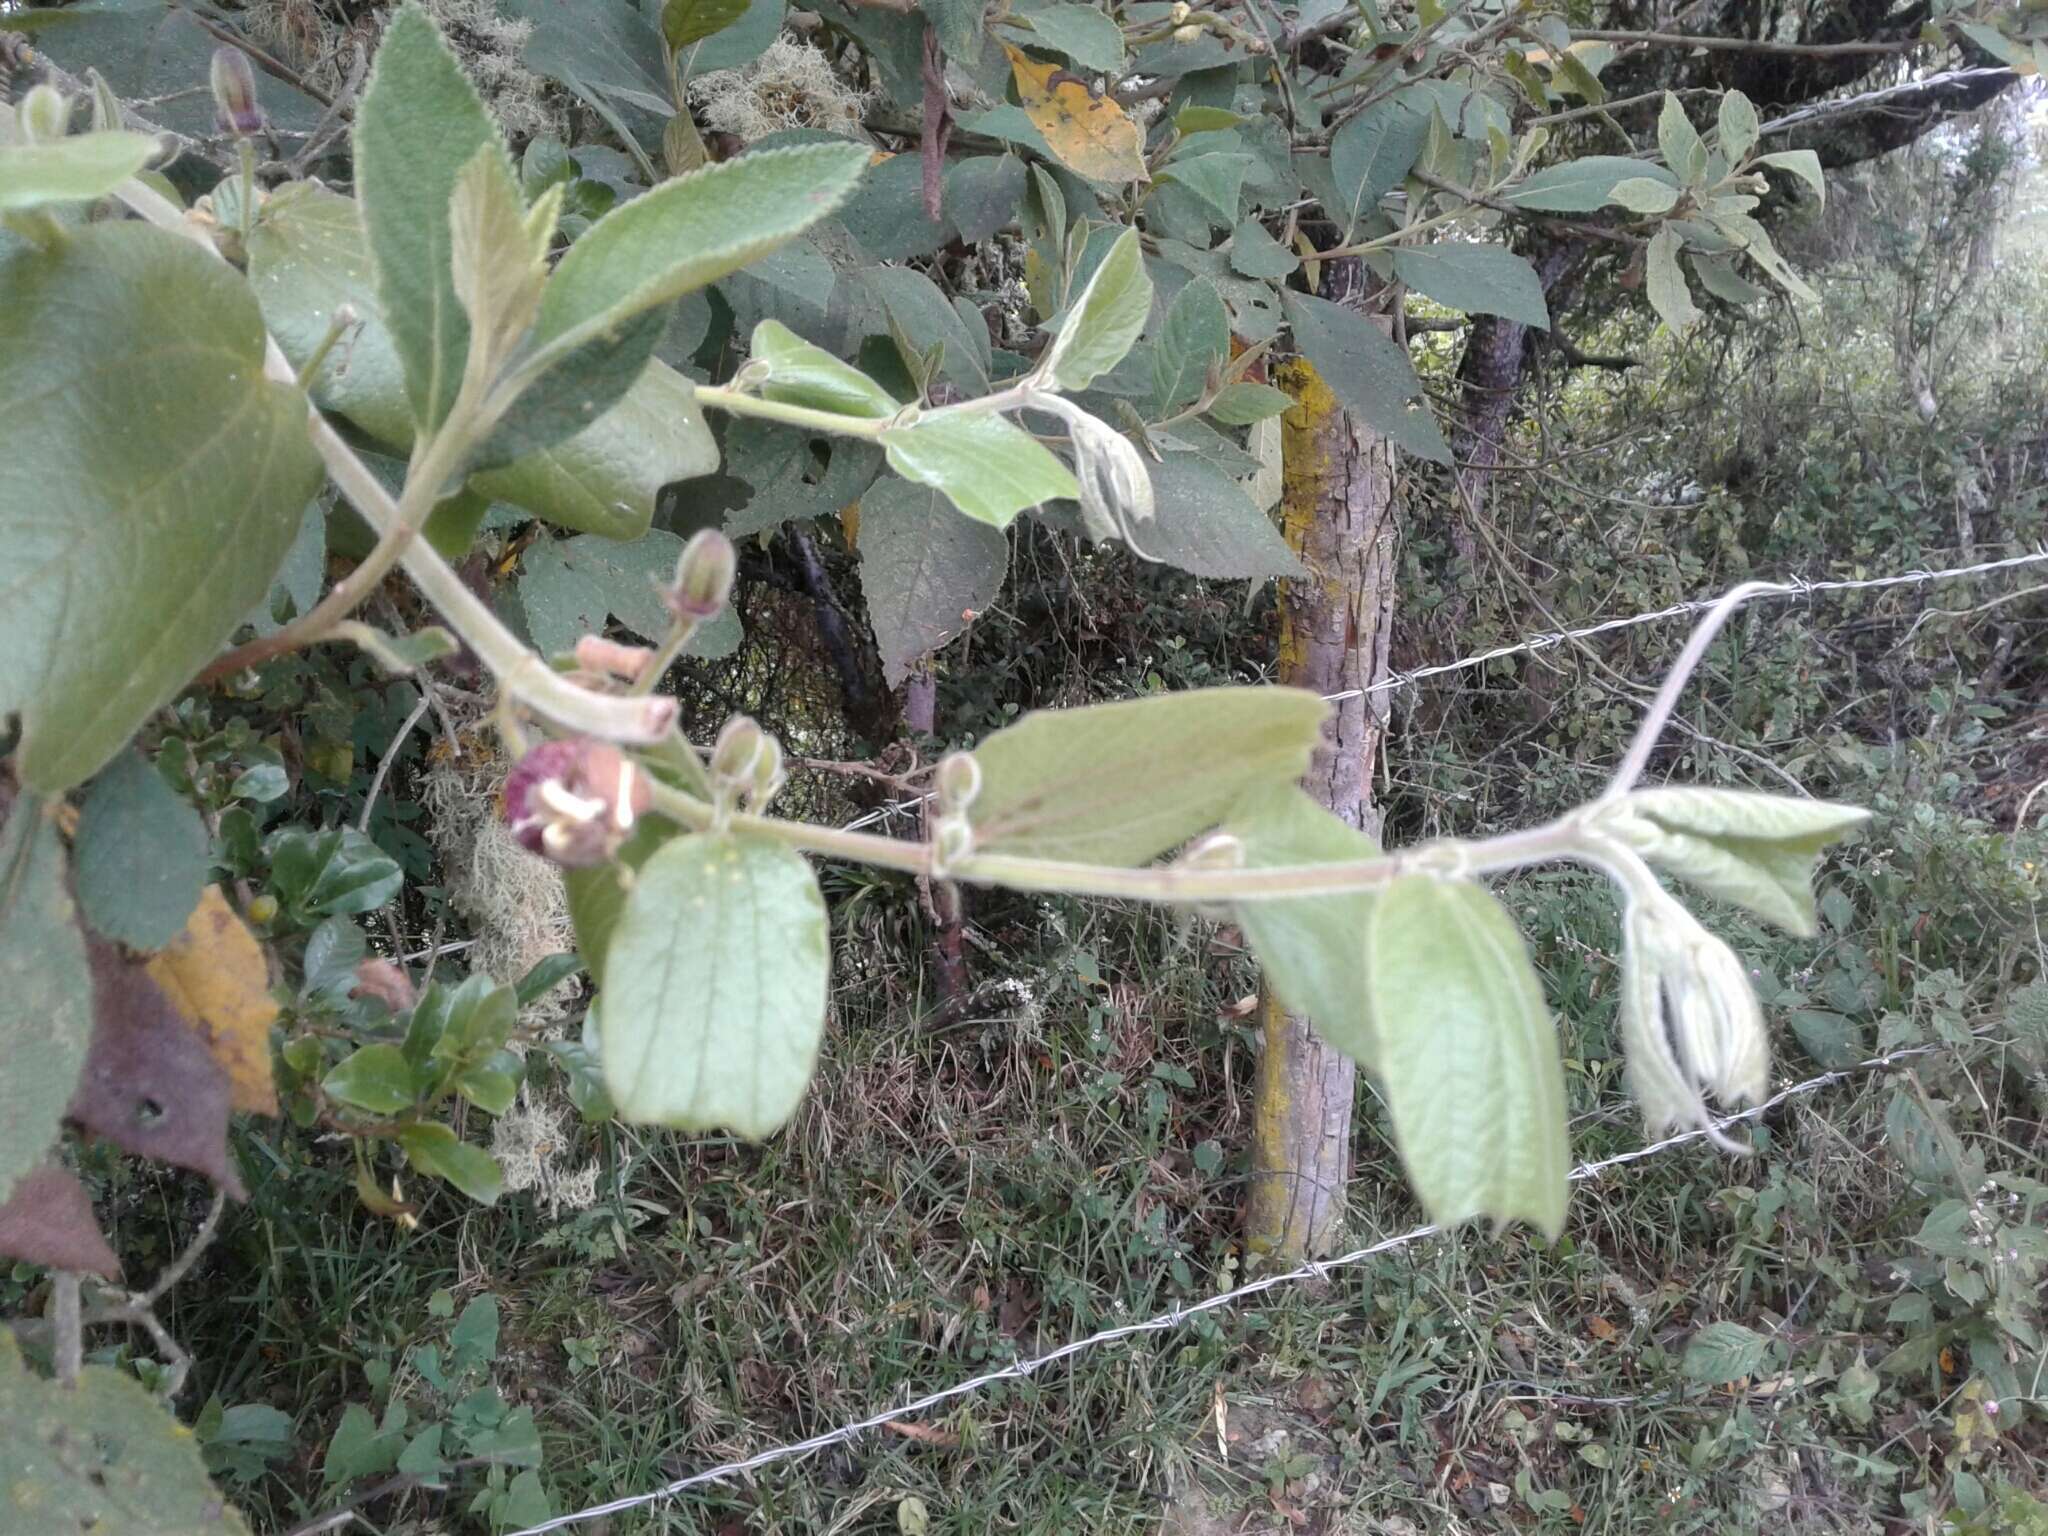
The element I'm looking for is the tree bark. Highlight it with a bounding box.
[1245,346,1399,1263]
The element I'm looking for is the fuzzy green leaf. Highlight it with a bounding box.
[1224,785,1382,1067]
[968,687,1329,865]
[752,319,901,419]
[1282,290,1449,462]
[1141,455,1303,581]
[0,222,321,791]
[1755,148,1825,204]
[0,128,158,211]
[880,410,1080,527]
[1392,243,1550,327]
[1645,225,1701,332]
[1607,788,1868,936]
[663,0,750,49]
[600,833,830,1138]
[1367,875,1569,1237]
[1657,91,1706,185]
[354,2,512,434]
[0,1331,251,1533]
[1207,380,1295,425]
[74,750,207,951]
[1503,155,1677,212]
[1682,1321,1769,1382]
[1152,277,1229,414]
[1042,226,1152,391]
[0,799,94,1207]
[1329,97,1428,237]
[857,475,1010,687]
[1717,89,1759,165]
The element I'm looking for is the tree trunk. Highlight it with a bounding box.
[1245,347,1399,1263]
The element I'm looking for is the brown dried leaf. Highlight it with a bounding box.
[349,958,417,1015]
[73,939,246,1199]
[1001,45,1147,184]
[145,886,278,1116]
[0,1164,120,1279]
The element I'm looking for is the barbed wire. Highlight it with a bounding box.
[1757,66,2020,139]
[836,546,2048,834]
[508,1032,1975,1535]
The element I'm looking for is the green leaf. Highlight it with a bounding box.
[1007,3,1125,72]
[267,827,404,921]
[1223,784,1381,1066]
[1690,251,1767,306]
[321,1402,402,1487]
[752,319,900,418]
[1755,149,1825,204]
[1607,788,1868,936]
[1606,176,1681,215]
[1141,455,1303,580]
[1366,875,1568,1237]
[74,750,207,951]
[0,222,322,792]
[520,528,740,659]
[1682,1321,1769,1383]
[1329,97,1428,237]
[0,128,159,211]
[880,410,1080,528]
[1657,91,1706,185]
[687,0,785,72]
[449,1293,501,1369]
[1152,277,1229,414]
[864,265,993,394]
[563,820,675,987]
[1227,218,1298,281]
[1158,151,1254,226]
[507,0,672,116]
[1282,290,1449,463]
[398,1122,503,1204]
[1789,1008,1865,1071]
[857,476,1010,687]
[722,418,884,537]
[1645,226,1701,332]
[1042,226,1152,392]
[1391,243,1549,327]
[1716,89,1759,164]
[0,1331,252,1533]
[600,833,830,1138]
[531,141,869,367]
[968,686,1328,865]
[1503,155,1676,212]
[944,153,1029,244]
[1207,380,1294,425]
[323,1043,419,1115]
[334,621,461,677]
[663,0,749,49]
[354,2,511,435]
[0,799,93,1207]
[248,182,717,539]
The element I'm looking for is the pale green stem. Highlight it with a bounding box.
[628,617,700,697]
[642,776,1593,904]
[113,175,676,744]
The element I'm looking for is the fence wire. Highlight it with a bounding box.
[509,1035,1981,1535]
[507,547,2046,1534]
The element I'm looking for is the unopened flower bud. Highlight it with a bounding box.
[246,893,280,926]
[503,738,652,868]
[1619,890,1769,1149]
[1172,21,1204,43]
[934,751,982,815]
[710,715,765,786]
[210,46,265,138]
[1169,0,1192,20]
[749,734,786,808]
[931,814,974,878]
[18,84,69,143]
[668,528,736,623]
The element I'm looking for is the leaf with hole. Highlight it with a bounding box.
[1366,875,1568,1236]
[600,833,830,1138]
[968,687,1328,865]
[0,223,322,792]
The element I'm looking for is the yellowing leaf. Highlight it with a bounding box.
[146,887,279,1116]
[1002,45,1147,184]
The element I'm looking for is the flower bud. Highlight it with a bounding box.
[18,84,69,143]
[1619,892,1769,1149]
[933,751,981,815]
[503,738,652,868]
[210,46,265,138]
[667,528,737,623]
[246,893,280,926]
[748,734,786,809]
[710,715,765,787]
[1172,21,1205,43]
[1169,0,1192,20]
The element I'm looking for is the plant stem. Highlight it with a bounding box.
[113,175,678,745]
[642,776,1591,903]
[628,618,700,697]
[695,385,897,438]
